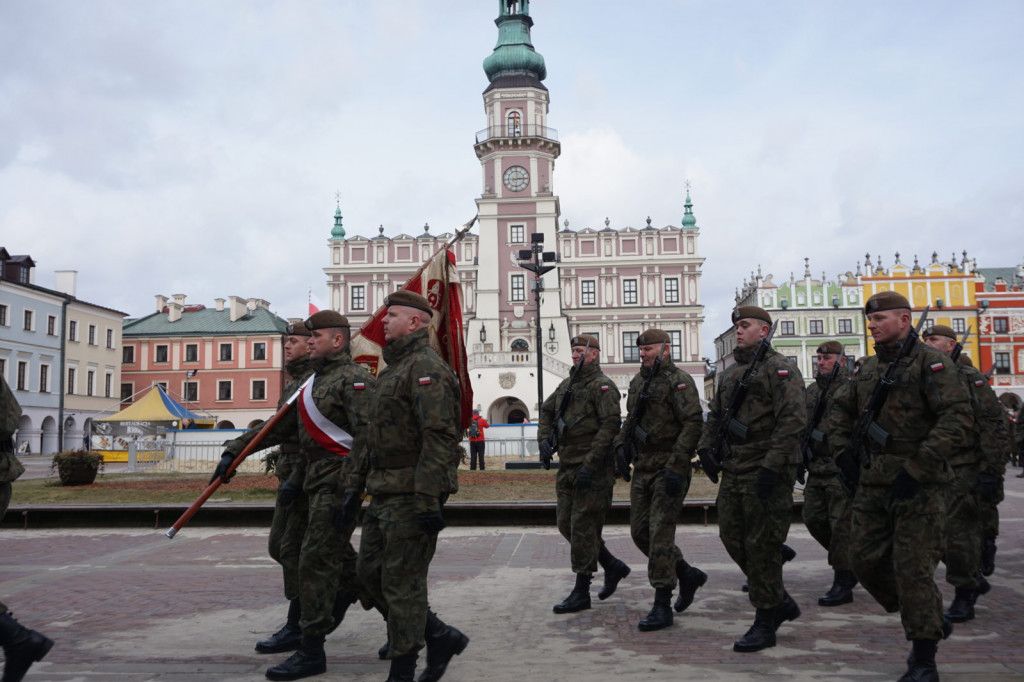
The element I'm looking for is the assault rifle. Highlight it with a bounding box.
[702,321,779,483]
[539,338,591,469]
[836,306,930,495]
[617,342,668,481]
[799,346,845,482]
[949,326,971,363]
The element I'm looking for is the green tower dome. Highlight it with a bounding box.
[330,205,345,240]
[681,190,698,230]
[483,1,547,84]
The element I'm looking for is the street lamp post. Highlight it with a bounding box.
[518,233,557,418]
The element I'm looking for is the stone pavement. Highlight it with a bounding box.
[3,485,1024,682]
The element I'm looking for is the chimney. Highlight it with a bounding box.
[215,298,226,312]
[54,270,78,297]
[255,298,271,310]
[172,293,187,306]
[155,294,169,312]
[168,301,183,322]
[228,295,247,322]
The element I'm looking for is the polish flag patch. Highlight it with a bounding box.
[777,369,790,377]
[354,382,365,390]
[929,362,945,372]
[418,377,432,385]
[974,379,985,386]
[600,384,611,391]
[677,383,687,390]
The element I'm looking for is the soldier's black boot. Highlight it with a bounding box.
[379,639,391,660]
[674,559,707,613]
[818,569,857,607]
[638,587,674,631]
[597,546,631,600]
[980,537,996,576]
[976,571,991,597]
[325,588,358,635]
[416,610,469,682]
[553,573,592,614]
[945,587,976,623]
[899,639,939,682]
[773,592,801,630]
[265,635,327,681]
[386,652,418,682]
[256,599,303,654]
[0,611,54,682]
[733,608,776,652]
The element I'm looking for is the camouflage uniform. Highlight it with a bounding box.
[353,327,461,659]
[828,339,972,641]
[539,360,621,576]
[1,374,25,613]
[801,365,854,574]
[614,357,702,588]
[699,344,805,610]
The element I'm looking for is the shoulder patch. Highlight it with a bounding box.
[929,362,945,373]
[777,369,790,377]
[974,379,985,386]
[418,376,432,385]
[353,382,365,390]
[600,384,611,391]
[677,382,687,390]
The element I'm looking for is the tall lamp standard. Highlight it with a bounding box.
[517,232,557,418]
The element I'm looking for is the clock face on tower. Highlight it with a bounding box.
[503,166,529,192]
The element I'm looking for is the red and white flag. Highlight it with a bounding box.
[298,374,353,456]
[308,290,326,316]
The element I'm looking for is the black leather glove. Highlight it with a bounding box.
[417,510,447,534]
[277,479,300,507]
[756,466,779,502]
[891,468,920,501]
[209,452,236,485]
[615,445,632,482]
[539,439,555,470]
[836,449,860,496]
[663,469,683,497]
[976,473,1002,503]
[697,448,720,484]
[335,490,363,529]
[574,465,593,490]
[795,463,807,486]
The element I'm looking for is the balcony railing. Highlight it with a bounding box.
[475,124,559,144]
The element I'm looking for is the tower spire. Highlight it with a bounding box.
[483,1,547,87]
[330,197,345,240]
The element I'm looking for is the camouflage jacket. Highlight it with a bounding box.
[360,328,461,511]
[538,360,621,471]
[828,339,972,486]
[958,362,1009,476]
[0,374,25,483]
[613,358,702,475]
[803,366,851,477]
[698,344,806,475]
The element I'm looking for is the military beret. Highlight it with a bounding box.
[731,306,772,325]
[305,310,350,330]
[570,334,600,350]
[636,329,670,346]
[922,324,956,341]
[816,340,843,355]
[864,291,911,314]
[957,354,974,368]
[385,290,433,318]
[284,320,312,337]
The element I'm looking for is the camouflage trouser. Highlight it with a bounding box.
[717,467,794,610]
[979,476,1003,541]
[0,480,10,519]
[943,465,981,590]
[801,473,854,571]
[298,485,359,638]
[851,483,946,641]
[630,468,687,588]
[555,463,614,575]
[268,484,309,601]
[357,494,437,658]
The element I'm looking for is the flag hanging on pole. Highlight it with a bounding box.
[350,217,476,430]
[309,290,326,316]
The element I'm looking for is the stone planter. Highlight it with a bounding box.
[51,450,103,486]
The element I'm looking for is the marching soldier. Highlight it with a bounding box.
[538,335,630,614]
[614,329,705,632]
[697,306,806,653]
[830,292,973,682]
[800,341,858,606]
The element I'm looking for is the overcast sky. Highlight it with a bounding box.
[2,1,1022,358]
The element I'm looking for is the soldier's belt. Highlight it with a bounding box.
[371,452,418,469]
[279,444,301,455]
[558,437,592,447]
[306,446,345,461]
[726,427,773,445]
[871,441,918,456]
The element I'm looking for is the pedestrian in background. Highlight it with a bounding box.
[468,409,489,471]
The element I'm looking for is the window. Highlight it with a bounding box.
[951,318,966,334]
[623,280,638,305]
[510,224,525,243]
[787,356,799,364]
[253,342,267,361]
[67,367,76,394]
[123,346,135,364]
[252,380,266,401]
[668,331,682,361]
[39,365,49,393]
[218,380,233,401]
[47,315,56,336]
[838,319,853,334]
[994,352,1011,373]
[0,304,7,326]
[510,339,529,350]
[507,110,522,137]
[156,382,168,393]
[0,358,5,379]
[510,274,526,302]
[121,383,134,403]
[17,362,27,390]
[155,345,169,363]
[183,382,198,402]
[184,344,198,362]
[88,324,97,345]
[106,329,114,348]
[622,332,639,362]
[664,278,679,303]
[811,355,820,375]
[809,319,824,335]
[219,343,233,362]
[86,370,95,396]
[23,310,33,331]
[780,321,795,336]
[351,285,365,310]
[993,318,1009,334]
[581,280,596,306]
[68,320,78,341]
[104,373,112,398]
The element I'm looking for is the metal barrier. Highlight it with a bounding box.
[458,435,540,469]
[117,439,275,475]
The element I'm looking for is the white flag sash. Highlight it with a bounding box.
[298,374,353,456]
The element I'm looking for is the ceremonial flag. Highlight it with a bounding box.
[309,290,326,316]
